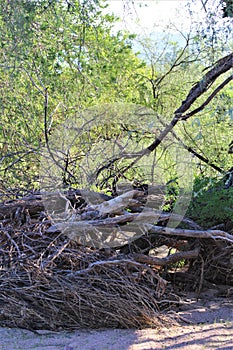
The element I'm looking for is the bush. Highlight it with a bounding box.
[187,175,233,229]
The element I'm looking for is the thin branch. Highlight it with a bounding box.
[42,89,76,183]
[1,149,40,174]
[200,0,208,12]
[0,64,44,94]
[44,87,49,146]
[154,33,190,87]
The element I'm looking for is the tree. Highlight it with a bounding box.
[1,0,233,194]
[0,0,149,193]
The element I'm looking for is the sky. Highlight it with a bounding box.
[104,0,199,54]
[103,0,232,63]
[105,0,196,34]
[104,0,203,51]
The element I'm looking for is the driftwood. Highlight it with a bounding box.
[1,189,232,247]
[43,189,233,247]
[47,211,202,234]
[89,189,144,215]
[39,189,233,287]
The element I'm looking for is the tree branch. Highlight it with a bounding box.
[147,52,233,152]
[181,74,233,120]
[93,53,232,182]
[146,224,233,244]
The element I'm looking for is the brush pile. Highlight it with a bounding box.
[0,189,232,330]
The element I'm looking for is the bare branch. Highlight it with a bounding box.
[146,224,233,244]
[47,210,202,234]
[176,52,233,116]
[154,33,191,87]
[200,0,208,12]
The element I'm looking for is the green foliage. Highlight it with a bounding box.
[0,0,233,201]
[0,0,150,191]
[187,175,233,228]
[162,181,179,212]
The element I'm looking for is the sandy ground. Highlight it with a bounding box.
[0,296,232,350]
[0,323,232,350]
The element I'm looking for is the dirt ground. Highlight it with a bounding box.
[0,294,232,350]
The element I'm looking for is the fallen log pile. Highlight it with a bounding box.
[0,188,232,330]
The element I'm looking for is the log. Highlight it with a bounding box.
[88,190,145,215]
[0,189,112,220]
[46,213,233,248]
[0,197,44,220]
[146,224,233,244]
